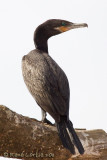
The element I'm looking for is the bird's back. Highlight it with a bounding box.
[22,49,70,122]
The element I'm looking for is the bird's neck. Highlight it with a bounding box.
[37,39,48,53]
[34,31,49,53]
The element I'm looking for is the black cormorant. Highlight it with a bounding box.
[22,19,88,154]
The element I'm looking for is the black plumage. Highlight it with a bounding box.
[22,19,87,154]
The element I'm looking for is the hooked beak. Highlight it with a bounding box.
[55,23,88,33]
[68,23,88,29]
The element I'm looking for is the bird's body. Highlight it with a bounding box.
[22,49,69,122]
[22,19,87,154]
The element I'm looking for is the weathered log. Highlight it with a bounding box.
[0,105,107,160]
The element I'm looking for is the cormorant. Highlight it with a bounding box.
[22,19,87,154]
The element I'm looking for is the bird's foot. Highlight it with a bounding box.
[42,118,55,126]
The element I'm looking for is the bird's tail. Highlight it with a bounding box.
[56,117,84,154]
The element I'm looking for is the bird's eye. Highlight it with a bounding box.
[62,22,66,26]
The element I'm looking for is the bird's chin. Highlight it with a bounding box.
[55,26,70,33]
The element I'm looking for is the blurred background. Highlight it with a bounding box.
[0,1,107,158]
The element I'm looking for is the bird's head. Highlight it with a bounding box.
[35,19,88,40]
[34,19,88,53]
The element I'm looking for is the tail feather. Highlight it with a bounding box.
[57,121,69,149]
[56,119,84,155]
[67,121,84,154]
[57,121,75,154]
